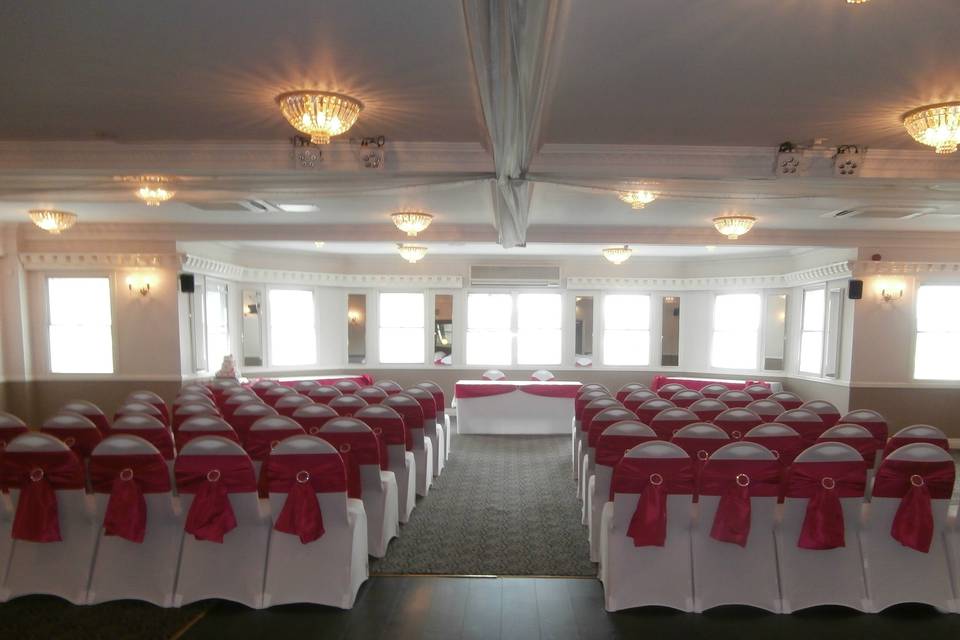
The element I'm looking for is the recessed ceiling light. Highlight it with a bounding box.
[277,204,318,213]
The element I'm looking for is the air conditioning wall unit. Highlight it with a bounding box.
[470,264,562,288]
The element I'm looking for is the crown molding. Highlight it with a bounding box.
[180,253,464,289]
[19,252,182,271]
[567,261,852,291]
[852,260,960,276]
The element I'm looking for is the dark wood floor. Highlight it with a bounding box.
[182,576,960,640]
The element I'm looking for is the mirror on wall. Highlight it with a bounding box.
[762,293,787,371]
[240,289,263,367]
[434,294,453,365]
[574,296,594,367]
[660,296,680,367]
[823,287,844,378]
[347,294,367,364]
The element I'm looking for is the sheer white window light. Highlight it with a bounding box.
[205,282,230,372]
[48,277,114,373]
[914,285,960,380]
[799,288,825,375]
[379,292,425,364]
[517,293,561,365]
[711,293,761,369]
[466,293,513,365]
[268,289,316,366]
[603,294,650,366]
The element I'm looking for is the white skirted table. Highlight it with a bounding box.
[455,380,581,435]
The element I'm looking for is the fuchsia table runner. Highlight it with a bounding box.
[651,376,771,392]
[455,380,581,399]
[270,374,375,388]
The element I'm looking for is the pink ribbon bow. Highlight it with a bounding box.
[786,461,866,550]
[264,453,347,544]
[700,459,782,547]
[90,453,171,543]
[872,459,955,553]
[612,457,695,547]
[176,455,257,543]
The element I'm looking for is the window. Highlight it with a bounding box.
[603,294,650,366]
[48,277,114,373]
[379,292,425,364]
[914,285,960,380]
[711,293,760,369]
[799,288,825,374]
[517,293,561,365]
[205,282,230,372]
[466,293,512,365]
[268,289,316,366]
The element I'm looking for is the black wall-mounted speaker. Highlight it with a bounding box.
[848,279,863,300]
[179,273,195,293]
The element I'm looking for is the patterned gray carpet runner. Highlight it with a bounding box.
[370,435,595,576]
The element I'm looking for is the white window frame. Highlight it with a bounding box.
[913,283,960,381]
[378,291,426,365]
[266,286,318,368]
[798,286,826,376]
[204,278,231,373]
[464,289,563,367]
[709,291,763,371]
[601,293,652,367]
[45,274,117,375]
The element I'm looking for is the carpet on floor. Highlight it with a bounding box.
[370,434,595,577]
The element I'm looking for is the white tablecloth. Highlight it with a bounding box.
[455,380,580,435]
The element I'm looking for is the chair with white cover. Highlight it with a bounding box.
[175,393,218,409]
[621,390,659,415]
[244,415,305,480]
[415,381,452,459]
[601,441,695,612]
[700,383,729,399]
[86,435,183,606]
[717,390,752,408]
[0,411,29,449]
[745,399,785,423]
[115,401,165,425]
[670,423,730,485]
[41,413,103,461]
[357,386,388,405]
[181,383,215,399]
[691,441,782,612]
[383,394,433,497]
[649,408,699,440]
[173,436,268,608]
[614,383,645,403]
[743,384,773,400]
[373,380,404,396]
[293,380,320,395]
[229,402,278,442]
[582,408,638,525]
[308,386,342,405]
[818,424,880,468]
[334,379,362,396]
[173,402,220,430]
[589,421,656,562]
[882,424,949,459]
[776,442,869,612]
[656,383,686,400]
[250,379,279,399]
[775,408,826,447]
[263,386,297,407]
[262,435,368,608]
[291,403,339,436]
[669,389,703,408]
[108,414,176,466]
[274,394,314,418]
[0,433,95,604]
[862,443,956,612]
[208,378,241,404]
[404,387,444,478]
[59,400,110,434]
[575,390,613,475]
[318,417,399,558]
[329,395,370,418]
[769,391,804,410]
[840,410,888,465]
[175,416,239,451]
[743,423,803,465]
[222,392,262,419]
[481,369,507,381]
[530,369,555,381]
[126,390,169,424]
[688,399,728,423]
[712,408,763,441]
[632,398,675,426]
[801,400,841,430]
[578,398,624,498]
[355,405,416,523]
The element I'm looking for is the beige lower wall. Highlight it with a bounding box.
[849,386,960,438]
[0,380,181,426]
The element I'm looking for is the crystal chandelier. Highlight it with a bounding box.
[391,211,434,236]
[28,209,78,234]
[275,90,363,144]
[902,102,960,154]
[602,245,632,265]
[617,190,658,210]
[135,176,175,206]
[713,215,757,240]
[847,0,869,4]
[397,243,427,263]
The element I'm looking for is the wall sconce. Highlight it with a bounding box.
[348,309,362,324]
[876,279,904,303]
[127,273,152,297]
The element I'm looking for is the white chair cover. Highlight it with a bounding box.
[530,369,555,381]
[482,369,507,380]
[404,387,445,479]
[173,436,270,608]
[262,436,368,608]
[0,433,97,604]
[383,394,433,498]
[86,435,184,606]
[355,405,417,524]
[776,443,869,612]
[415,381,452,460]
[580,407,637,526]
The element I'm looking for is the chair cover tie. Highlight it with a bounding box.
[176,455,256,543]
[786,461,866,550]
[700,459,781,547]
[90,453,171,544]
[42,427,102,459]
[2,451,85,543]
[873,459,954,553]
[244,429,303,462]
[265,453,346,544]
[612,457,695,547]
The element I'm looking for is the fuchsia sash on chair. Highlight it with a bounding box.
[699,459,782,547]
[108,426,175,460]
[244,427,304,462]
[264,453,347,544]
[0,425,30,450]
[89,453,172,543]
[882,436,949,459]
[871,458,955,553]
[175,427,240,451]
[818,436,880,465]
[40,426,103,459]
[785,461,867,550]
[742,435,803,465]
[1,450,85,542]
[597,434,657,477]
[669,436,729,497]
[316,431,380,499]
[612,456,695,547]
[175,454,257,543]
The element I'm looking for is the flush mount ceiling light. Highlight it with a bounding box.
[902,102,960,154]
[712,214,757,240]
[397,243,427,263]
[602,245,632,265]
[134,175,175,206]
[846,0,869,4]
[391,211,434,236]
[275,90,363,144]
[617,189,658,210]
[314,241,325,248]
[28,209,78,234]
